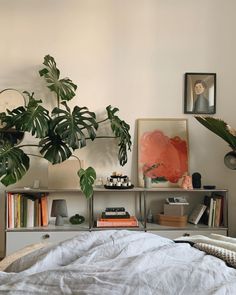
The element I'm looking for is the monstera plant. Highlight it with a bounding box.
[0,55,132,198]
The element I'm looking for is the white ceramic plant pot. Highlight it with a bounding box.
[144,176,152,188]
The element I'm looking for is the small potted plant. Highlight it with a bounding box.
[143,163,161,188]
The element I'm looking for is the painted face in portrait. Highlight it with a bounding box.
[194,82,205,95]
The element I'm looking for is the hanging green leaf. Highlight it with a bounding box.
[78,167,96,199]
[0,144,30,186]
[195,116,236,149]
[39,128,72,164]
[51,102,98,150]
[106,105,132,166]
[39,55,77,102]
[4,92,50,138]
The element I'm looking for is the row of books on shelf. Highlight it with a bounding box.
[7,193,49,229]
[96,207,139,227]
[203,194,224,227]
[188,194,224,227]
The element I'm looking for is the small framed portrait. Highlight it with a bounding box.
[184,73,216,114]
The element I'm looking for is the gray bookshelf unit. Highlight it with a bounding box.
[5,187,228,255]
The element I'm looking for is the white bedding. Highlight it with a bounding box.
[1,230,236,294]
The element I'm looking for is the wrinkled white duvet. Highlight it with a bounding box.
[1,230,236,294]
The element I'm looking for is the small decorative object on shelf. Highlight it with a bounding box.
[144,176,152,189]
[166,197,189,205]
[69,214,85,225]
[157,214,188,227]
[147,209,154,223]
[51,199,68,226]
[104,172,134,189]
[181,175,193,190]
[192,172,201,188]
[203,185,216,190]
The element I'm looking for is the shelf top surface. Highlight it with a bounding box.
[5,187,228,193]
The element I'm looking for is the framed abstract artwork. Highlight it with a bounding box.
[137,118,189,187]
[184,73,216,114]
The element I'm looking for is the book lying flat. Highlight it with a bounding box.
[104,211,127,215]
[97,216,138,227]
[101,212,130,219]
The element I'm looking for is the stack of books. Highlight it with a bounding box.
[96,207,139,227]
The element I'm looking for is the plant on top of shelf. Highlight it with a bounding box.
[0,55,132,198]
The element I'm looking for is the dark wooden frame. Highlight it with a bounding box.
[184,73,216,114]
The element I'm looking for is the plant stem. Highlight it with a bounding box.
[96,117,109,124]
[71,155,82,169]
[79,117,109,132]
[18,144,39,148]
[92,136,117,139]
[26,153,43,159]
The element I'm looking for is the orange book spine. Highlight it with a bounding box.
[97,217,138,227]
[41,195,48,226]
[97,221,138,227]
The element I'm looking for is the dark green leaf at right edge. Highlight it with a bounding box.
[78,167,96,199]
[39,55,77,102]
[0,144,30,186]
[106,105,132,166]
[195,116,236,149]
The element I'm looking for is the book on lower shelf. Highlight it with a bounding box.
[96,216,139,227]
[201,194,224,227]
[101,211,130,219]
[188,204,207,225]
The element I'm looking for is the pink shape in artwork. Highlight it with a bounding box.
[140,130,188,183]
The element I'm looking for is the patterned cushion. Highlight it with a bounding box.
[194,242,236,268]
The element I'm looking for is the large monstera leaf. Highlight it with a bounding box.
[51,102,98,150]
[39,128,72,164]
[106,105,132,166]
[4,92,50,138]
[39,55,77,102]
[78,167,96,199]
[0,144,30,186]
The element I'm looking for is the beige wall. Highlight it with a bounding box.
[1,0,236,255]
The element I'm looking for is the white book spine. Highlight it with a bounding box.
[208,198,214,227]
[27,199,34,228]
[194,205,207,225]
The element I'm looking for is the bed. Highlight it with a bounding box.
[0,230,236,294]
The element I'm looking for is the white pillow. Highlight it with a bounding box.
[210,233,236,244]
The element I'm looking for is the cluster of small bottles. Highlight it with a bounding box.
[106,175,132,187]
